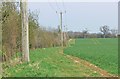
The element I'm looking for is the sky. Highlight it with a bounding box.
[28,1,118,33]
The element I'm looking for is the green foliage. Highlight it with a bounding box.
[2,2,21,61]
[64,38,118,75]
[2,2,61,61]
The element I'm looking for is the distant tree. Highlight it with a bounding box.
[100,25,109,38]
[110,29,118,37]
[67,31,74,38]
[82,28,88,38]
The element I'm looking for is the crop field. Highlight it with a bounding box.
[3,38,118,77]
[64,38,118,75]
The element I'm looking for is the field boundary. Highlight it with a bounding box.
[63,53,116,77]
[64,38,118,76]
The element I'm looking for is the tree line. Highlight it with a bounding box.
[1,2,118,62]
[1,2,67,62]
[68,26,118,39]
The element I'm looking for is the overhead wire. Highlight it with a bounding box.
[61,0,67,32]
[55,0,61,12]
[47,0,68,31]
[62,0,66,12]
[48,0,57,12]
[47,0,61,30]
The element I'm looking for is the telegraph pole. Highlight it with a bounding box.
[63,25,66,46]
[20,0,30,62]
[60,12,63,47]
[56,11,66,47]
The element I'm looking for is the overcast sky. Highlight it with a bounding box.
[28,1,118,33]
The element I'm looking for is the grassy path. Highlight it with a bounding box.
[3,47,103,77]
[65,54,113,77]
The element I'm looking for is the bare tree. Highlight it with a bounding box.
[82,28,88,38]
[100,25,109,38]
[110,29,118,37]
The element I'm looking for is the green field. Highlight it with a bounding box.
[3,47,102,77]
[64,38,118,75]
[3,38,118,77]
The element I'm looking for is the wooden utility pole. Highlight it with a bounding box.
[63,25,66,46]
[57,11,66,47]
[60,12,63,47]
[20,0,30,62]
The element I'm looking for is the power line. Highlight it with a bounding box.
[48,0,57,12]
[62,0,66,12]
[47,0,68,47]
[55,0,61,11]
[60,0,67,31]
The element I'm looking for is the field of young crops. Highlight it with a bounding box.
[64,38,118,75]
